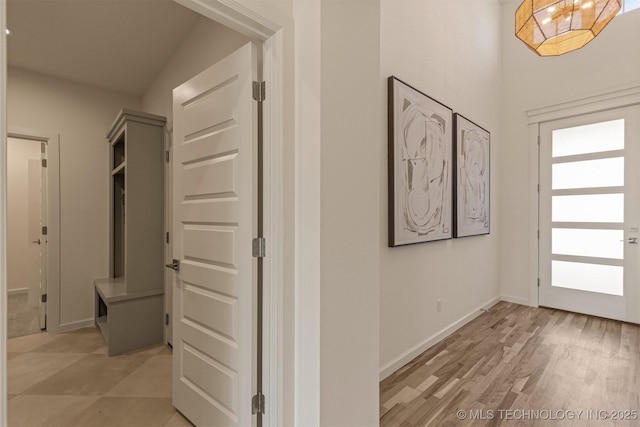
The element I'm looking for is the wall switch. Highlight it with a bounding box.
[436,299,442,313]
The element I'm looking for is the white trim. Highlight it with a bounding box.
[7,288,28,296]
[501,295,532,306]
[7,128,61,334]
[527,85,640,124]
[528,124,540,308]
[58,318,95,332]
[175,0,281,40]
[1,1,8,422]
[173,2,286,425]
[379,296,501,381]
[527,87,640,312]
[262,31,286,427]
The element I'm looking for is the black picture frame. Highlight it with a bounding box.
[388,76,453,247]
[453,113,490,238]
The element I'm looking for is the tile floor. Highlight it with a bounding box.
[7,327,193,427]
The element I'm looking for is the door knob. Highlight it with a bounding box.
[32,239,41,245]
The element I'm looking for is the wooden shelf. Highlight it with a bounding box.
[112,162,126,176]
[94,277,163,304]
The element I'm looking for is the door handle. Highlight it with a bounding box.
[165,259,180,271]
[32,239,41,245]
[629,237,639,244]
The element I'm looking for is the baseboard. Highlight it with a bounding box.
[500,295,531,306]
[379,296,501,381]
[58,318,95,332]
[7,288,28,295]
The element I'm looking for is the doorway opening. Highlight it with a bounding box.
[2,1,285,425]
[6,129,60,338]
[7,136,45,338]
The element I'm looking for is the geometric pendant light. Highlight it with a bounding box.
[515,0,621,56]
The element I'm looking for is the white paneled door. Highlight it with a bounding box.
[539,105,640,323]
[171,42,258,426]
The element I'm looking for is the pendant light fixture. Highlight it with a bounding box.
[515,0,621,56]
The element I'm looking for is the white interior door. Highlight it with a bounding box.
[171,42,258,427]
[539,105,640,323]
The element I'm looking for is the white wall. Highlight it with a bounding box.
[7,67,141,329]
[320,1,381,425]
[7,137,41,298]
[141,16,250,121]
[379,0,503,375]
[293,0,321,424]
[499,6,640,303]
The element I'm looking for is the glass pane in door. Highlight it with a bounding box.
[552,119,624,157]
[552,194,624,223]
[552,157,623,189]
[550,118,625,296]
[552,260,623,296]
[552,228,624,259]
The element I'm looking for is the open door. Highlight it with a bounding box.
[171,42,259,426]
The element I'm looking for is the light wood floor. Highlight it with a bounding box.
[380,302,640,426]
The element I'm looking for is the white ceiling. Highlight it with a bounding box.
[7,0,201,96]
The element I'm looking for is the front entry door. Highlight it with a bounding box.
[539,105,640,323]
[171,42,258,426]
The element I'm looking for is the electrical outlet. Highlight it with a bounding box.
[436,299,442,313]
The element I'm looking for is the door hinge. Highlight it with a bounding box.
[537,230,540,239]
[165,150,170,163]
[537,184,540,193]
[166,232,170,244]
[252,81,266,102]
[537,278,540,288]
[165,313,169,326]
[41,293,47,303]
[252,237,266,258]
[252,391,265,415]
[42,226,48,235]
[42,159,47,168]
[537,135,540,146]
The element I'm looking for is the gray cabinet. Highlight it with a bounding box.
[95,109,166,356]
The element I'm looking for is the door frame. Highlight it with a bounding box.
[173,2,286,425]
[526,85,640,308]
[0,1,287,425]
[7,129,61,333]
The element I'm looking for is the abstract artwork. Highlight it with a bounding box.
[388,77,453,247]
[453,114,490,238]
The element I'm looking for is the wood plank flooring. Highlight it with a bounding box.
[380,302,640,426]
